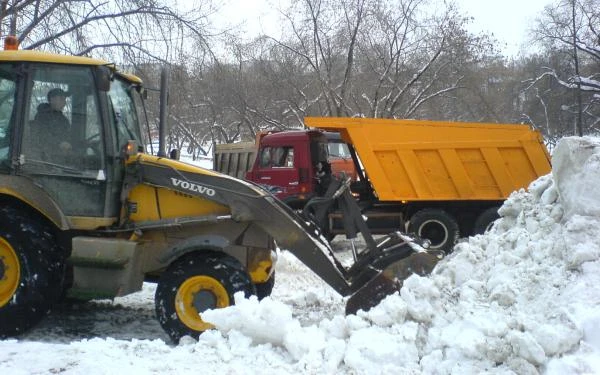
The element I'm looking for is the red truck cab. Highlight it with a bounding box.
[245,130,331,208]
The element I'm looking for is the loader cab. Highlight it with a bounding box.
[0,67,15,172]
[0,53,145,226]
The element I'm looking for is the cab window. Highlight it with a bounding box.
[259,146,272,167]
[21,64,104,172]
[259,146,294,168]
[0,64,16,170]
[328,141,351,159]
[107,77,143,153]
[18,64,107,217]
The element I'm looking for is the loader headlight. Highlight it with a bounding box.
[124,140,139,156]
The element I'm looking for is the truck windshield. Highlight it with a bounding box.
[328,141,351,159]
[108,77,143,153]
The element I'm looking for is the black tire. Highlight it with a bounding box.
[408,208,459,253]
[255,273,275,300]
[0,207,65,338]
[473,206,501,235]
[155,252,256,343]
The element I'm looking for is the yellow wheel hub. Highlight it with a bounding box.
[175,275,230,332]
[0,237,20,308]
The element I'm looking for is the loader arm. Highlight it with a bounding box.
[125,154,442,313]
[126,155,353,295]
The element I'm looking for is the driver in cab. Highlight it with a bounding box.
[35,88,71,151]
[33,88,72,161]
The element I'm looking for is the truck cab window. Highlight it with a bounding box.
[259,147,272,168]
[328,141,350,159]
[285,148,294,167]
[273,147,293,167]
[259,146,294,168]
[0,64,16,169]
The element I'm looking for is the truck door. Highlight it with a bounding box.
[17,64,109,220]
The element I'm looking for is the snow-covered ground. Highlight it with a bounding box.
[2,136,600,374]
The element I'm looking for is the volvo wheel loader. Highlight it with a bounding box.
[0,41,441,342]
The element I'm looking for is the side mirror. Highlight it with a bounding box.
[169,149,180,160]
[95,66,112,92]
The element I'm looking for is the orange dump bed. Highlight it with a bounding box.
[304,117,551,202]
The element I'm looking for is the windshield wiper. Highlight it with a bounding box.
[25,158,84,175]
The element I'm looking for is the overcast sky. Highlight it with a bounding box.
[455,0,553,55]
[217,0,554,56]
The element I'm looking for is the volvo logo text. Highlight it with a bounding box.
[170,178,216,197]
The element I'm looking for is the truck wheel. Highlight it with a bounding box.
[408,209,459,253]
[0,207,65,338]
[255,273,275,300]
[473,206,501,235]
[155,253,256,343]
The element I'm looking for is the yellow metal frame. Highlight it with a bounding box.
[247,249,274,284]
[0,237,20,308]
[0,50,142,84]
[0,186,117,231]
[175,275,230,331]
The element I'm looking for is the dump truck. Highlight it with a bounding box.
[0,39,439,342]
[245,117,552,252]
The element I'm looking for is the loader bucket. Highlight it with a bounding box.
[345,250,442,315]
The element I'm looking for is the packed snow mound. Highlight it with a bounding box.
[3,137,599,374]
[552,136,600,219]
[202,137,600,374]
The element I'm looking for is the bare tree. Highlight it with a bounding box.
[528,0,600,136]
[354,0,479,119]
[0,0,215,65]
[252,0,497,122]
[265,0,368,117]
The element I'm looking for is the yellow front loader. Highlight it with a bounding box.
[0,45,440,342]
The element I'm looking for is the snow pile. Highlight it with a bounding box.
[552,137,600,218]
[2,137,600,374]
[201,136,600,373]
